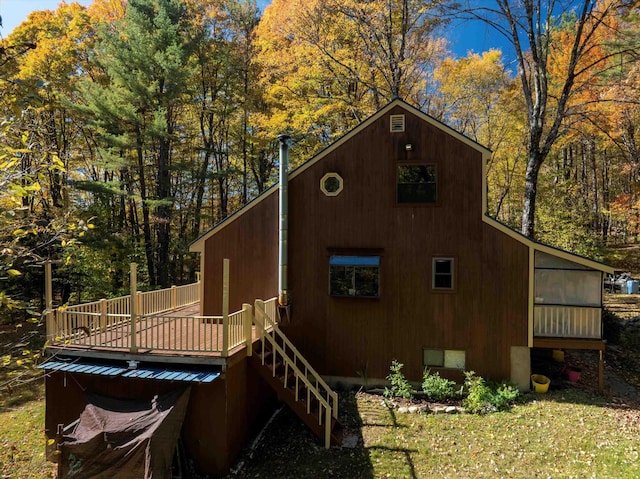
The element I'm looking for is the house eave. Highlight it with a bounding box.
[483,215,615,274]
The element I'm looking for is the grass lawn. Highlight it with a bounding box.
[0,378,56,479]
[229,388,640,479]
[1,384,638,478]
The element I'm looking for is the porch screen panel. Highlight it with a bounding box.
[534,269,601,307]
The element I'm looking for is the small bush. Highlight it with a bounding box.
[462,371,519,414]
[602,308,623,344]
[383,360,414,400]
[421,369,456,401]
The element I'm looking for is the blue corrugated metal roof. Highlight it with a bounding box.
[121,368,219,382]
[39,360,220,383]
[40,361,126,376]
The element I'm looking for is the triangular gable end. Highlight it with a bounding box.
[190,99,492,252]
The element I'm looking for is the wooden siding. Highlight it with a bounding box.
[202,192,279,315]
[202,105,530,382]
[44,357,276,477]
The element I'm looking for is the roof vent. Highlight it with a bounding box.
[390,114,405,132]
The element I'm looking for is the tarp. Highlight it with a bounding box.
[59,388,191,479]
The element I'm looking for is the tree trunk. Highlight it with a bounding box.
[136,129,155,286]
[156,136,172,288]
[521,151,544,238]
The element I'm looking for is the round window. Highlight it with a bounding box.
[320,173,343,196]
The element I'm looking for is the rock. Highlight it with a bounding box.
[398,406,409,413]
[341,433,359,449]
[408,405,419,414]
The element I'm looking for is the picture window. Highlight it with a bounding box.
[397,164,437,203]
[329,255,379,298]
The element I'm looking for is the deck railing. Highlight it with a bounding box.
[253,298,338,449]
[49,282,261,357]
[534,305,602,339]
[51,283,205,350]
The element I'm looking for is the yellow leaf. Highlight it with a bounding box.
[7,269,22,276]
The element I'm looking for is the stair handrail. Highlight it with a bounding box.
[254,298,338,418]
[254,299,337,448]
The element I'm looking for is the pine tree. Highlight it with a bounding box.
[75,0,197,287]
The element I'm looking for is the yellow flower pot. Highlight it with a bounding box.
[531,374,550,393]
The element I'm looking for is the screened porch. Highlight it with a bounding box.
[533,251,604,340]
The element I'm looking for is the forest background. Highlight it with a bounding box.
[0,0,639,334]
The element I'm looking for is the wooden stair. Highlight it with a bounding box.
[249,299,344,448]
[249,341,344,447]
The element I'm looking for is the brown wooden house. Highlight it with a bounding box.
[190,98,612,389]
[42,99,612,478]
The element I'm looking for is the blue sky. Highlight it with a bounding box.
[0,0,271,36]
[1,0,512,62]
[0,0,93,35]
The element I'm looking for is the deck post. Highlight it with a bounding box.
[243,303,253,356]
[598,349,604,394]
[222,259,229,357]
[171,285,177,309]
[100,299,107,332]
[44,261,54,340]
[130,263,138,353]
[254,299,264,341]
[324,407,331,449]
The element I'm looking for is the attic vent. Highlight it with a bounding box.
[390,114,405,132]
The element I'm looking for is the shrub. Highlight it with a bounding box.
[602,308,623,344]
[383,360,414,400]
[421,369,456,401]
[462,371,519,414]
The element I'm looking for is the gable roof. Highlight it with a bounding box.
[190,99,491,252]
[189,99,612,275]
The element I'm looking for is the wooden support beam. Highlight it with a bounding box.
[598,349,604,394]
[533,338,605,351]
[222,259,229,357]
[130,263,138,353]
[44,261,53,340]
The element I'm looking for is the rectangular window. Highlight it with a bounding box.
[397,164,437,203]
[433,257,454,290]
[329,255,380,298]
[423,349,466,369]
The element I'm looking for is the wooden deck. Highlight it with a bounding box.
[47,303,260,365]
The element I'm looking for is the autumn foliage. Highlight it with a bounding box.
[0,0,638,321]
